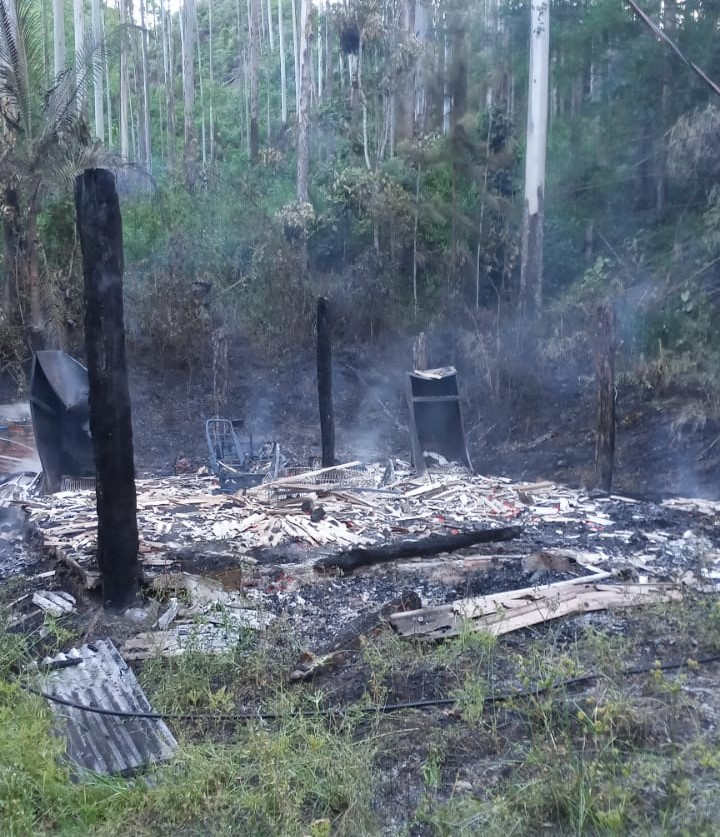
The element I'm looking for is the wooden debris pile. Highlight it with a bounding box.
[18,462,720,592]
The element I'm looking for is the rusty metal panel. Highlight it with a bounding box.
[37,639,177,776]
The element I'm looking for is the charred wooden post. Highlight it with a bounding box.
[75,169,139,611]
[212,324,228,418]
[317,296,335,467]
[595,301,616,492]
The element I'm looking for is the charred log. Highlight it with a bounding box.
[75,169,140,611]
[317,296,335,467]
[315,525,522,573]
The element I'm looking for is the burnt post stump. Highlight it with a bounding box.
[317,296,335,468]
[595,301,616,492]
[75,169,139,610]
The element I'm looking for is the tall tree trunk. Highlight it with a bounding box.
[296,0,311,201]
[267,0,274,50]
[42,0,50,86]
[291,0,299,114]
[324,7,331,100]
[357,35,371,170]
[249,0,260,160]
[75,168,140,611]
[2,188,19,317]
[183,0,197,180]
[278,0,287,124]
[243,48,250,154]
[140,0,152,172]
[657,0,674,219]
[164,0,176,167]
[91,0,104,141]
[316,3,323,102]
[518,0,549,322]
[102,4,113,146]
[412,162,421,316]
[195,11,206,165]
[442,21,451,135]
[120,0,130,158]
[73,0,86,116]
[53,0,66,78]
[25,204,45,347]
[209,0,215,163]
[414,0,426,135]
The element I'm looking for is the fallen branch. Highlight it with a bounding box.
[314,525,522,573]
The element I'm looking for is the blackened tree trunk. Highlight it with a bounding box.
[595,301,616,492]
[316,296,335,467]
[75,169,139,611]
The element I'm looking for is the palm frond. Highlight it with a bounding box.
[37,23,128,163]
[0,0,44,142]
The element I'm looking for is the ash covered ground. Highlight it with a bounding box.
[4,339,720,834]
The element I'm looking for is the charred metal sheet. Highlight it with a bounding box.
[30,351,94,493]
[37,639,177,776]
[406,367,472,476]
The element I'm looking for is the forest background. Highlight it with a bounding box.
[1,0,720,479]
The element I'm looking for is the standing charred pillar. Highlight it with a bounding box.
[595,301,616,492]
[75,169,139,610]
[316,296,335,467]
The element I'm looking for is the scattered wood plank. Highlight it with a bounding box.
[32,590,76,616]
[390,581,683,639]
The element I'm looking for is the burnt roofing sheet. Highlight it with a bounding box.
[37,638,178,776]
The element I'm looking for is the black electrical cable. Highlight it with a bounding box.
[23,652,720,724]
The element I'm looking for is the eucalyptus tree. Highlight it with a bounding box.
[278,0,287,123]
[91,0,103,139]
[52,0,65,76]
[139,0,151,171]
[248,0,260,159]
[296,0,311,200]
[183,0,196,174]
[73,0,85,115]
[519,0,549,321]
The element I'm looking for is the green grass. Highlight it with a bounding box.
[3,597,720,834]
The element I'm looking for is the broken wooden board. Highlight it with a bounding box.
[121,609,272,660]
[36,639,177,776]
[121,571,276,660]
[389,580,684,640]
[31,589,76,616]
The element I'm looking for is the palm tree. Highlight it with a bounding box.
[0,0,110,349]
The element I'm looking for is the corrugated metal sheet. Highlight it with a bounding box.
[37,639,178,776]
